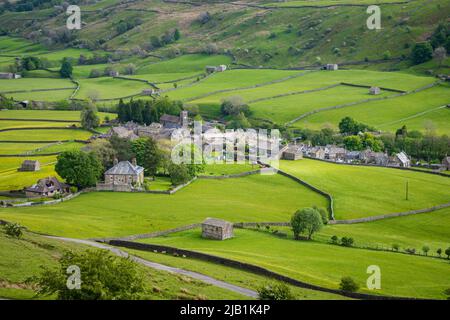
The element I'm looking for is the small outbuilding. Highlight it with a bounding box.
[369,86,381,95]
[325,64,338,71]
[282,145,303,161]
[19,160,40,172]
[202,218,233,240]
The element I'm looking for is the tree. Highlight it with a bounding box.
[124,63,136,75]
[313,206,328,224]
[31,249,149,300]
[392,243,400,252]
[80,103,100,130]
[84,139,117,169]
[433,46,447,67]
[437,248,442,257]
[341,237,354,247]
[220,96,250,117]
[411,42,433,65]
[339,277,359,292]
[60,58,73,78]
[422,245,430,256]
[258,282,293,300]
[338,116,359,135]
[290,207,323,240]
[168,163,191,185]
[55,151,103,188]
[331,235,339,244]
[343,135,363,151]
[174,28,181,41]
[132,138,163,177]
[109,134,135,161]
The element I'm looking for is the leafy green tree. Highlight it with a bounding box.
[343,135,363,151]
[445,247,450,259]
[313,206,328,224]
[339,277,359,292]
[331,235,339,244]
[436,248,442,257]
[132,138,163,177]
[341,237,354,247]
[80,103,100,129]
[168,163,191,185]
[411,42,433,65]
[31,250,149,300]
[422,246,430,256]
[392,243,400,252]
[84,139,117,169]
[290,207,323,240]
[55,151,103,188]
[3,223,23,238]
[109,134,135,161]
[60,58,73,78]
[174,28,181,41]
[258,282,293,300]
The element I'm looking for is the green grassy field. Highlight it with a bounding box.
[267,0,410,7]
[0,155,58,190]
[0,110,116,121]
[280,159,450,219]
[137,227,450,299]
[296,85,450,134]
[203,163,258,176]
[319,206,450,253]
[0,129,93,141]
[0,174,327,238]
[75,77,150,100]
[0,78,75,92]
[0,228,243,300]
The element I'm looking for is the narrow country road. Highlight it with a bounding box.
[45,236,258,299]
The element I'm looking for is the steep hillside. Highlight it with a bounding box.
[0,0,448,70]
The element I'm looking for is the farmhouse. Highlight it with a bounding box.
[325,145,346,161]
[361,150,389,166]
[0,72,21,79]
[160,110,188,129]
[307,146,326,159]
[104,158,144,187]
[369,86,381,95]
[390,151,411,167]
[205,65,227,73]
[325,64,338,71]
[442,156,450,170]
[282,144,303,160]
[19,160,40,172]
[202,218,233,240]
[142,88,155,96]
[109,70,119,77]
[24,177,69,198]
[108,126,139,140]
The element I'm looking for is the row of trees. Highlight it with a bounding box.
[117,97,183,125]
[410,23,449,65]
[149,29,181,49]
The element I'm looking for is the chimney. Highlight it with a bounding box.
[181,110,188,128]
[113,158,118,166]
[132,158,137,167]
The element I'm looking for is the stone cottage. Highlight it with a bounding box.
[442,156,450,170]
[24,177,69,198]
[19,160,40,172]
[103,158,144,187]
[202,218,233,240]
[325,64,338,71]
[391,151,411,167]
[370,86,381,95]
[282,144,303,160]
[160,110,188,129]
[0,72,21,79]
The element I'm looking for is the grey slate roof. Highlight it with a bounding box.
[105,161,144,175]
[202,218,232,228]
[160,114,180,124]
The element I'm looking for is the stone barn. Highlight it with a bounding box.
[202,218,233,240]
[325,64,338,71]
[370,86,381,95]
[19,160,40,172]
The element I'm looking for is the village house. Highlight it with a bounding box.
[390,151,411,167]
[369,86,381,95]
[137,122,163,137]
[325,64,338,71]
[360,149,389,166]
[345,151,361,162]
[160,110,188,129]
[19,160,40,172]
[0,72,21,79]
[24,177,69,198]
[307,146,326,159]
[104,158,144,187]
[282,144,304,160]
[205,65,227,73]
[202,218,233,240]
[109,70,120,77]
[442,156,450,170]
[107,126,139,140]
[325,145,346,162]
[142,88,156,96]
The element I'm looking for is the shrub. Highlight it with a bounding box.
[411,42,433,65]
[405,248,416,255]
[436,248,442,257]
[422,246,430,256]
[313,206,328,224]
[4,223,23,238]
[258,282,293,300]
[444,288,450,300]
[331,235,339,244]
[339,277,359,293]
[392,243,400,252]
[341,237,354,247]
[445,247,450,259]
[69,186,78,193]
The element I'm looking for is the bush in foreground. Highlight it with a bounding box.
[3,223,23,239]
[30,249,149,300]
[339,277,359,293]
[258,282,293,300]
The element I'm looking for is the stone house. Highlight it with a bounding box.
[142,88,155,96]
[308,146,326,159]
[137,122,162,137]
[370,86,381,95]
[325,145,346,161]
[0,72,21,79]
[442,156,450,170]
[109,70,120,77]
[282,144,303,160]
[24,177,69,198]
[160,110,188,129]
[390,151,411,167]
[217,65,227,72]
[19,160,40,172]
[345,151,361,162]
[202,218,233,240]
[108,126,139,140]
[205,66,217,73]
[325,64,338,71]
[103,158,144,187]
